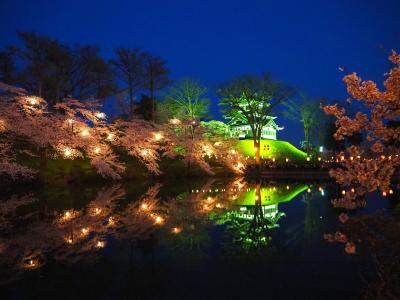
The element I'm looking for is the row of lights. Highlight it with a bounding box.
[341,188,394,196]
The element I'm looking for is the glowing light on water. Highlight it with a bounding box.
[154,216,164,224]
[96,240,105,248]
[172,227,182,234]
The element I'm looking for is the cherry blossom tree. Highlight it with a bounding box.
[322,51,400,261]
[164,119,247,175]
[0,82,125,180]
[1,80,247,182]
[323,51,400,209]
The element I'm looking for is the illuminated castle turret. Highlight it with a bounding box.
[225,103,283,140]
[228,116,283,140]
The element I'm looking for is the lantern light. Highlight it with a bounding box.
[107,133,114,141]
[64,148,72,158]
[170,118,180,125]
[154,132,163,141]
[81,129,89,137]
[96,112,106,119]
[26,96,38,106]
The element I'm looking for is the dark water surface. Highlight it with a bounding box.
[0,178,392,299]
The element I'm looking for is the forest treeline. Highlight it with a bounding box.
[0,32,168,121]
[0,31,366,158]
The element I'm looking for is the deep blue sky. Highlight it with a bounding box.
[1,0,399,145]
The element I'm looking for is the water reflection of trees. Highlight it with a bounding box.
[217,182,284,254]
[326,212,400,299]
[0,184,161,280]
[0,178,315,282]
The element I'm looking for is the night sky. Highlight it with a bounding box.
[1,0,399,145]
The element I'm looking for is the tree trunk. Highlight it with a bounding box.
[38,80,43,98]
[255,182,261,206]
[304,127,310,154]
[253,138,261,166]
[128,81,134,120]
[39,147,47,181]
[149,77,154,121]
[252,126,261,167]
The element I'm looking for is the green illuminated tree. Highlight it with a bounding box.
[218,74,294,165]
[163,79,209,121]
[282,94,324,154]
[200,120,229,136]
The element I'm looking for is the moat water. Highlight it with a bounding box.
[0,178,394,299]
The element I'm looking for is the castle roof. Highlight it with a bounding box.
[228,116,284,131]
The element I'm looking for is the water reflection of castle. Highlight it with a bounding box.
[233,184,308,221]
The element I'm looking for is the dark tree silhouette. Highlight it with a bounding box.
[0,50,15,84]
[110,48,146,119]
[137,94,154,121]
[282,94,325,154]
[142,53,170,121]
[14,32,66,100]
[71,45,115,100]
[8,33,115,105]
